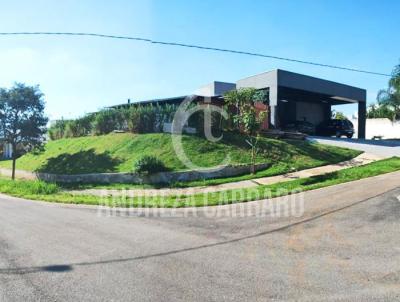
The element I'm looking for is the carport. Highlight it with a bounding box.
[236,69,367,139]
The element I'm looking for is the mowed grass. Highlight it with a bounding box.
[0,132,360,176]
[1,157,399,207]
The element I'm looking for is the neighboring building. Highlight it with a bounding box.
[111,69,367,139]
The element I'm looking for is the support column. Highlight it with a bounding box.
[358,101,366,139]
[323,103,332,122]
[269,85,279,128]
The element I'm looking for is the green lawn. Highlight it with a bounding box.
[1,157,399,207]
[0,133,360,181]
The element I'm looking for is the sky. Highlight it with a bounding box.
[0,0,399,120]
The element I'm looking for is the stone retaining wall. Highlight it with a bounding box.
[0,163,270,184]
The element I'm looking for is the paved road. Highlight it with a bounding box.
[1,172,400,301]
[309,136,400,158]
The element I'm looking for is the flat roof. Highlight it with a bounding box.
[237,69,367,102]
[110,69,367,109]
[109,95,188,108]
[109,94,223,109]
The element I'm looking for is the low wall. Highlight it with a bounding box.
[0,163,270,184]
[350,118,400,139]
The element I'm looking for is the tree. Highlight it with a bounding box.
[367,103,394,119]
[224,88,268,173]
[48,118,68,140]
[0,83,48,180]
[376,63,400,121]
[331,110,348,120]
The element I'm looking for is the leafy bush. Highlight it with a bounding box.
[127,104,177,134]
[155,104,177,131]
[191,109,224,138]
[133,155,169,174]
[93,109,127,135]
[127,105,157,133]
[48,119,69,140]
[127,107,143,133]
[64,115,94,138]
[48,104,178,139]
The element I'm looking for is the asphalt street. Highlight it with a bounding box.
[1,172,400,301]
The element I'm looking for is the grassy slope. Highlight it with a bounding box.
[1,157,399,207]
[0,133,360,176]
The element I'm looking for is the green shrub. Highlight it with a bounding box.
[133,155,169,174]
[93,109,127,135]
[48,104,179,139]
[127,107,142,133]
[158,104,177,129]
[127,104,177,134]
[64,115,94,138]
[127,105,157,133]
[48,119,69,140]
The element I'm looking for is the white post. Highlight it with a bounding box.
[4,144,12,159]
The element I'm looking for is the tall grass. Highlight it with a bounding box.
[0,178,59,195]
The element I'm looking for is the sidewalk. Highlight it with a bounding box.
[72,153,382,197]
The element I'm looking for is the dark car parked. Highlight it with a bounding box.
[284,121,316,135]
[317,119,354,138]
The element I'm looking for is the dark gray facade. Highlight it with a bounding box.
[237,69,367,139]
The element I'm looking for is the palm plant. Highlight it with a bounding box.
[377,64,400,121]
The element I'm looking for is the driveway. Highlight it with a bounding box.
[309,136,400,158]
[1,172,400,301]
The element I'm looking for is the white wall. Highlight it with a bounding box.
[350,118,400,139]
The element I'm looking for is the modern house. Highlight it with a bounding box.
[112,69,367,139]
[237,69,367,138]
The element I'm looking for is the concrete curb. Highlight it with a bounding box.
[1,170,399,216]
[72,153,381,197]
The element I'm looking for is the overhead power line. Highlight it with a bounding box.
[0,31,391,77]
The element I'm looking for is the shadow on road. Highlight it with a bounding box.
[0,264,73,275]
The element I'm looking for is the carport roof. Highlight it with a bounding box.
[237,69,367,103]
